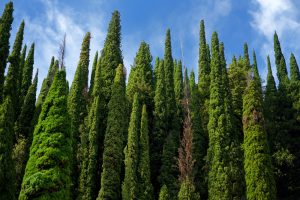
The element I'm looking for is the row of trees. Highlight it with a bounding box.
[0,1,299,199]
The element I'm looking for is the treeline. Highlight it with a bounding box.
[0,2,299,200]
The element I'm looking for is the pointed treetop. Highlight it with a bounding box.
[252,50,260,79]
[243,43,250,67]
[290,53,300,82]
[8,20,25,63]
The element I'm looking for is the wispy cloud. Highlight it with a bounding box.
[22,0,105,91]
[250,0,300,80]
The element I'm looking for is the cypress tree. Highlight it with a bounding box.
[207,32,243,199]
[89,50,98,97]
[68,32,90,197]
[243,64,276,200]
[158,185,169,200]
[189,70,206,197]
[178,180,200,200]
[18,44,27,107]
[13,71,38,196]
[198,20,210,142]
[0,1,13,102]
[290,53,300,82]
[138,104,153,200]
[3,21,25,118]
[122,93,141,200]
[19,69,72,200]
[160,29,179,198]
[243,43,250,69]
[174,60,183,123]
[33,58,58,125]
[151,59,166,196]
[274,32,288,84]
[20,43,34,106]
[263,56,277,154]
[98,64,126,200]
[0,97,16,200]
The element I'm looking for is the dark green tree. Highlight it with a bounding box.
[160,29,179,198]
[174,59,183,123]
[0,1,13,102]
[0,97,16,200]
[274,32,288,84]
[3,21,24,118]
[18,44,27,109]
[122,93,141,200]
[89,50,98,97]
[151,59,166,196]
[68,32,90,197]
[13,71,38,196]
[20,43,34,106]
[19,69,72,200]
[243,64,276,200]
[98,64,126,200]
[138,104,153,200]
[198,20,210,142]
[243,43,250,69]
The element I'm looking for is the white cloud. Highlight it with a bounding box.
[22,0,105,93]
[250,0,300,81]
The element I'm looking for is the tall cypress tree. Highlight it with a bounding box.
[243,43,250,69]
[98,64,126,200]
[243,64,276,200]
[33,57,58,125]
[13,71,38,196]
[18,44,27,108]
[189,70,206,198]
[274,32,288,84]
[160,29,179,198]
[174,60,183,124]
[207,32,243,199]
[20,43,34,106]
[122,93,141,200]
[0,97,16,200]
[3,21,24,118]
[19,69,72,200]
[89,51,98,97]
[0,1,13,102]
[138,104,153,200]
[198,20,210,142]
[68,32,90,197]
[151,59,166,196]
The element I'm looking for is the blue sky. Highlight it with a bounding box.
[1,0,300,90]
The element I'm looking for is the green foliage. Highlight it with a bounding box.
[98,64,126,200]
[178,179,200,200]
[122,93,141,200]
[68,32,90,197]
[0,97,16,200]
[89,51,98,97]
[243,67,276,200]
[138,105,154,200]
[0,2,13,102]
[19,69,72,200]
[4,21,24,118]
[274,32,288,84]
[20,43,34,106]
[174,60,183,118]
[243,43,250,69]
[18,45,27,110]
[158,185,169,200]
[14,71,38,196]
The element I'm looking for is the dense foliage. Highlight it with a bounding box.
[1,2,300,199]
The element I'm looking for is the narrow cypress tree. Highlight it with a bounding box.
[174,60,183,123]
[178,180,200,200]
[98,64,126,200]
[160,29,179,198]
[19,69,72,200]
[198,20,210,142]
[68,32,90,197]
[274,32,288,84]
[20,43,34,105]
[13,71,38,196]
[0,97,16,200]
[263,56,277,154]
[243,43,250,69]
[290,53,300,82]
[3,21,25,118]
[89,51,98,97]
[33,58,58,125]
[0,2,14,102]
[18,44,27,108]
[243,65,276,200]
[152,59,166,196]
[138,104,153,200]
[189,70,206,197]
[122,93,141,200]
